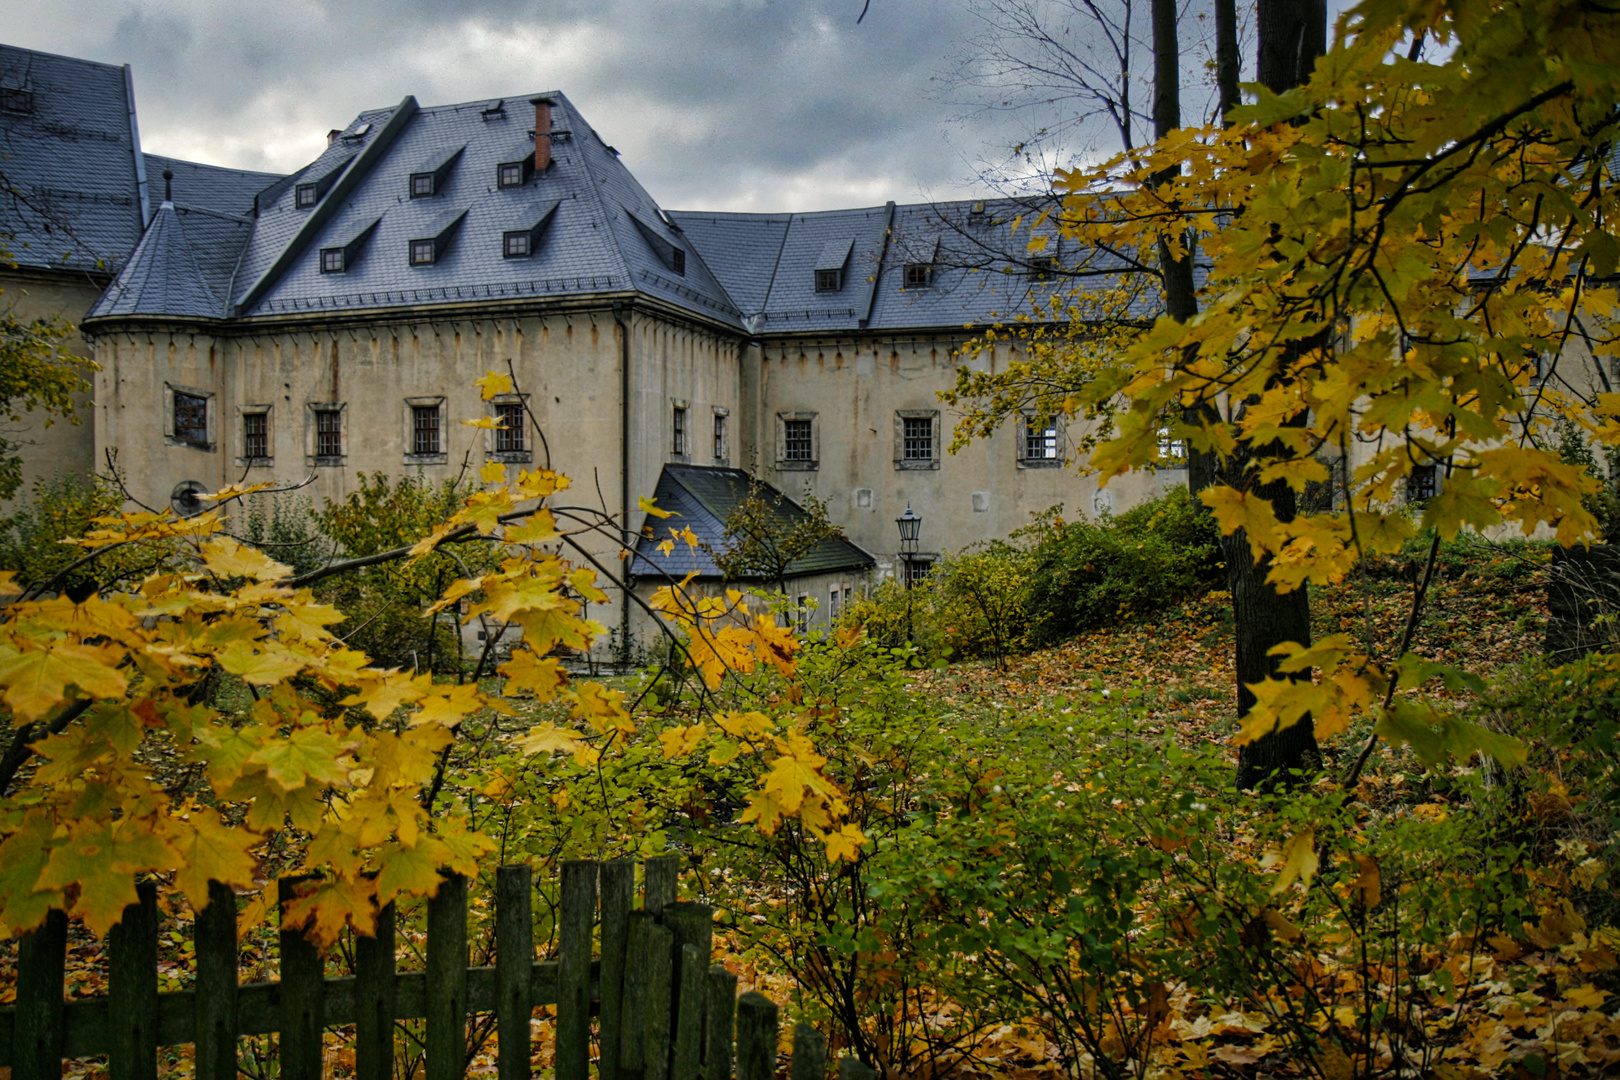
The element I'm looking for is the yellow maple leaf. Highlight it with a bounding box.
[216,640,306,685]
[824,823,866,863]
[475,370,515,401]
[514,721,586,757]
[202,537,293,582]
[1263,830,1319,896]
[659,722,707,759]
[500,648,567,700]
[639,495,673,519]
[0,640,128,721]
[165,808,261,915]
[479,460,507,485]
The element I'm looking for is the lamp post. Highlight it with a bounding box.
[896,503,921,643]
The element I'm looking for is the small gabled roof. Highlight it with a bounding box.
[0,44,146,275]
[630,465,874,581]
[815,237,854,272]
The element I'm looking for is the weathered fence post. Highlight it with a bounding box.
[14,906,67,1080]
[278,877,324,1080]
[108,883,158,1080]
[791,1024,827,1080]
[496,864,533,1080]
[426,873,470,1080]
[557,860,597,1080]
[621,909,674,1080]
[599,857,637,1080]
[355,901,397,1080]
[664,901,712,1080]
[643,853,679,914]
[194,881,239,1080]
[837,1057,876,1080]
[705,966,738,1080]
[735,992,778,1080]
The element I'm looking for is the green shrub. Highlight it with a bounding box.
[0,472,148,595]
[1020,487,1221,645]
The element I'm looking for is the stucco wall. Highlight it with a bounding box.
[1,268,100,514]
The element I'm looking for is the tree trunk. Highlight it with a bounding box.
[1232,0,1327,790]
[1215,0,1241,123]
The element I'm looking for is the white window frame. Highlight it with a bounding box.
[894,410,939,471]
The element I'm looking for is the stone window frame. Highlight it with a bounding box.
[403,396,448,465]
[1016,411,1064,469]
[307,401,348,467]
[236,405,273,469]
[776,411,819,471]
[163,382,216,451]
[712,406,731,465]
[893,409,940,470]
[670,398,691,462]
[486,394,533,464]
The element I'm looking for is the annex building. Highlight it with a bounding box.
[2,42,1184,654]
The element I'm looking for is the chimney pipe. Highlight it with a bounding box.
[530,97,555,173]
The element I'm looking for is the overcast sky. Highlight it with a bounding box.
[2,0,1245,213]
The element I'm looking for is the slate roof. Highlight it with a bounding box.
[671,197,1156,334]
[90,200,253,320]
[0,44,146,275]
[143,154,282,218]
[206,93,741,325]
[630,464,874,581]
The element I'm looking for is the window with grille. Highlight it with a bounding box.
[1407,465,1439,502]
[1156,426,1187,464]
[904,263,933,289]
[504,231,530,258]
[296,185,318,208]
[903,416,934,460]
[671,249,685,276]
[1024,419,1058,461]
[815,269,842,292]
[174,393,208,445]
[244,413,268,460]
[411,174,435,197]
[499,163,525,188]
[410,240,436,266]
[321,249,345,273]
[496,403,526,453]
[904,559,932,587]
[315,409,343,458]
[713,414,726,460]
[784,419,813,461]
[672,407,687,455]
[412,405,441,455]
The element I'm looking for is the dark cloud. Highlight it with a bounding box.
[0,0,1121,211]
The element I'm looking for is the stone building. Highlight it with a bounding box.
[5,44,1184,655]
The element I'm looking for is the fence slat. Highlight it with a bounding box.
[427,873,470,1080]
[557,860,597,1080]
[641,918,674,1080]
[108,884,158,1080]
[14,906,67,1080]
[791,1024,827,1080]
[837,1057,876,1080]
[599,858,636,1080]
[194,881,239,1080]
[355,901,397,1080]
[669,943,704,1080]
[735,993,778,1080]
[663,900,712,1076]
[620,911,672,1080]
[278,877,324,1080]
[643,853,679,914]
[704,967,737,1080]
[496,865,533,1080]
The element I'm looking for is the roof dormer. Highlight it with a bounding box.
[630,213,686,276]
[503,201,560,259]
[815,238,853,292]
[409,208,468,266]
[294,155,353,209]
[409,144,465,198]
[497,144,537,189]
[0,86,34,113]
[319,216,381,273]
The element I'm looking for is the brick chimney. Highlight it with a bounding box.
[531,97,555,173]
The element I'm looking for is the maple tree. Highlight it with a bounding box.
[0,371,862,945]
[0,247,88,506]
[953,0,1620,781]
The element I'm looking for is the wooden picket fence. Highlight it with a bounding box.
[0,854,871,1080]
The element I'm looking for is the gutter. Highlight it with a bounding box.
[612,300,633,656]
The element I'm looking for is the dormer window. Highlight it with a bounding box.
[409,208,468,267]
[815,237,854,294]
[295,156,352,210]
[1029,256,1056,281]
[0,87,33,113]
[498,147,536,188]
[671,248,686,275]
[503,200,559,259]
[319,217,381,274]
[482,100,507,120]
[408,144,465,199]
[904,263,935,289]
[629,213,687,277]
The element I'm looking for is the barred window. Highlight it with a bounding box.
[903,559,933,587]
[903,416,934,460]
[412,405,441,455]
[244,413,268,459]
[496,402,526,453]
[315,409,343,457]
[784,419,813,461]
[174,393,208,445]
[1408,465,1439,502]
[1024,419,1058,461]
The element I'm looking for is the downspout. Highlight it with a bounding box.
[612,300,633,658]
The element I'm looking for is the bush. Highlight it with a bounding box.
[1020,487,1222,646]
[0,472,148,595]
